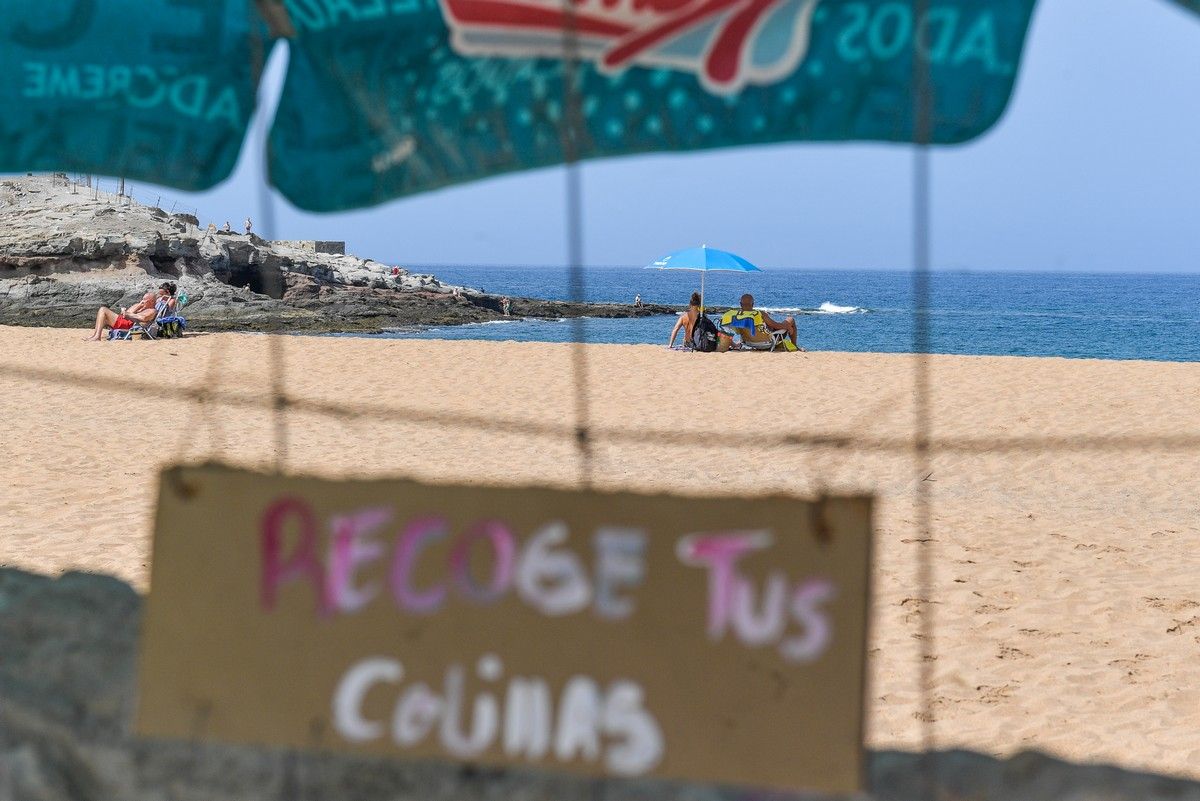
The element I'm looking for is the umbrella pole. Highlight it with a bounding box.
[700,270,706,313]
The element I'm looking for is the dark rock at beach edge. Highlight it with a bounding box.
[0,272,676,335]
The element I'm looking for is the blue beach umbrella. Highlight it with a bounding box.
[645,245,762,311]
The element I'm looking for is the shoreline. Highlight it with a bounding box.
[319,325,1200,366]
[25,319,1200,366]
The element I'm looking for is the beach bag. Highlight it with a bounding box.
[692,314,719,352]
[159,319,183,339]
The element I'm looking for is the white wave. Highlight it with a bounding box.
[400,319,524,330]
[816,302,865,314]
[757,303,867,315]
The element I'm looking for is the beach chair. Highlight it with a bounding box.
[718,309,796,352]
[109,294,188,341]
[157,291,189,338]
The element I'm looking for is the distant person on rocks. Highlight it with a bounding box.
[222,220,232,233]
[244,217,253,234]
[634,293,643,308]
[84,290,158,341]
[501,297,512,316]
[667,291,703,348]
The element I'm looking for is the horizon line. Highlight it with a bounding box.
[394,263,1200,278]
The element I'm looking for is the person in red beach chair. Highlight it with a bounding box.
[84,289,160,342]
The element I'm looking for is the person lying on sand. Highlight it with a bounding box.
[717,293,799,351]
[667,291,703,348]
[84,290,159,341]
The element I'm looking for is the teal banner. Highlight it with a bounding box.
[0,0,269,191]
[269,0,1039,210]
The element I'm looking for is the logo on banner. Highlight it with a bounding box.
[437,0,821,94]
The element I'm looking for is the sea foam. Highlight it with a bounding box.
[757,303,866,315]
[816,302,864,314]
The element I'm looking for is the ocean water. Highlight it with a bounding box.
[361,268,1200,362]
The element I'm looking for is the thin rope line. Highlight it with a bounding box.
[911,0,936,795]
[913,146,936,789]
[175,339,228,461]
[4,361,1200,452]
[560,0,594,488]
[267,338,288,472]
[253,36,288,473]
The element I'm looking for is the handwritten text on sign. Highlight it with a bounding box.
[138,465,872,793]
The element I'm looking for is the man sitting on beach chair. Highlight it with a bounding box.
[85,290,159,341]
[111,283,189,340]
[717,294,802,352]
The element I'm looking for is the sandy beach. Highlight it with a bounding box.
[2,325,1199,778]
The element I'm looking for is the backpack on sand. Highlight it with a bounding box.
[692,314,719,352]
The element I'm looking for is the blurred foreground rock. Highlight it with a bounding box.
[2,567,1198,801]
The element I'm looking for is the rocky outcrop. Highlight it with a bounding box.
[3,567,1199,801]
[0,175,672,333]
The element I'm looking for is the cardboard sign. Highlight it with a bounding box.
[138,464,872,793]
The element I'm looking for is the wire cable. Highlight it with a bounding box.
[911,1,937,795]
[560,0,595,489]
[5,361,1199,452]
[252,35,288,473]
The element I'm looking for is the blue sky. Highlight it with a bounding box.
[157,0,1200,272]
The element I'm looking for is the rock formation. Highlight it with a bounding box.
[0,175,671,333]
